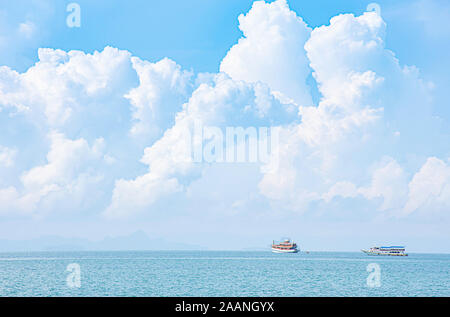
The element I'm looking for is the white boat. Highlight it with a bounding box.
[271,239,299,253]
[362,246,408,256]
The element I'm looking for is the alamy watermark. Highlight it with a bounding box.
[66,3,81,28]
[366,3,381,16]
[66,263,81,288]
[366,263,381,288]
[174,124,280,169]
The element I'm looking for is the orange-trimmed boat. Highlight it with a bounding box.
[271,238,299,253]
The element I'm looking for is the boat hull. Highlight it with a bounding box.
[362,249,408,256]
[272,247,299,253]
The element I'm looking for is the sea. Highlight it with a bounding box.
[0,251,448,297]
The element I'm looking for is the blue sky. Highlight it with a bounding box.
[0,0,449,252]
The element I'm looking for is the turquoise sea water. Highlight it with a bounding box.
[0,251,448,297]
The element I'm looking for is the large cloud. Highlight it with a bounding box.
[105,73,298,218]
[358,157,408,212]
[257,9,444,216]
[220,0,313,106]
[0,47,195,216]
[0,0,448,221]
[321,157,409,213]
[125,57,194,141]
[0,47,136,128]
[0,46,193,144]
[404,157,450,215]
[0,132,106,215]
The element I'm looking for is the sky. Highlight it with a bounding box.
[0,0,449,252]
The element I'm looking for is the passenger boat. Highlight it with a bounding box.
[271,238,299,253]
[362,246,408,256]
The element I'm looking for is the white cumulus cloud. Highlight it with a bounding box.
[220,0,313,106]
[125,57,194,141]
[257,8,438,215]
[0,145,16,167]
[0,1,447,222]
[0,46,136,127]
[105,73,298,218]
[403,157,450,215]
[0,132,105,215]
[358,157,408,211]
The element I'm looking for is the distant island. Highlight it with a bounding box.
[0,231,205,252]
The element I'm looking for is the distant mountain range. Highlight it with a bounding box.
[0,231,205,252]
